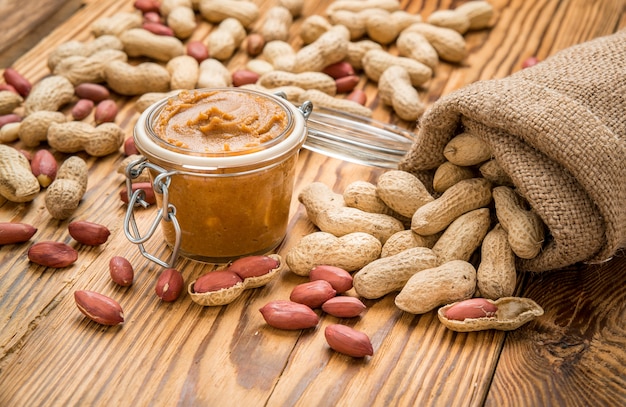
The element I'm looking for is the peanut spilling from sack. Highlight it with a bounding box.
[288,163,545,333]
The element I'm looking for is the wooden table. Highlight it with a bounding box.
[1,1,625,406]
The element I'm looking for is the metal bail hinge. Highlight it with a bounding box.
[122,157,181,269]
[274,91,313,122]
[298,100,313,120]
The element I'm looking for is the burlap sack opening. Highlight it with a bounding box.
[399,30,626,272]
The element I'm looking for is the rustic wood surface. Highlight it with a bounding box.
[0,0,84,69]
[1,1,625,406]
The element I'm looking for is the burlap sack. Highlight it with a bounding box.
[399,30,626,272]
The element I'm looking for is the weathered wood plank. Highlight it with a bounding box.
[0,0,84,68]
[486,260,626,406]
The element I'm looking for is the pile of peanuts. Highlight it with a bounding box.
[285,134,546,335]
[240,138,546,356]
[119,0,496,122]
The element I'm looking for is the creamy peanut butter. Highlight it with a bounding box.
[154,89,289,153]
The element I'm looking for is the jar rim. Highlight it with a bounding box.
[134,88,307,170]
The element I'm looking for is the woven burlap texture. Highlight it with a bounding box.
[399,30,626,272]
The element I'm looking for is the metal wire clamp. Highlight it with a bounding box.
[123,156,181,268]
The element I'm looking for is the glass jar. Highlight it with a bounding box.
[124,88,310,265]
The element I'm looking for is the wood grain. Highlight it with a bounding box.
[0,0,625,406]
[486,261,626,406]
[0,0,84,69]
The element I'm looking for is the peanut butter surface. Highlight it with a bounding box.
[154,89,289,153]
